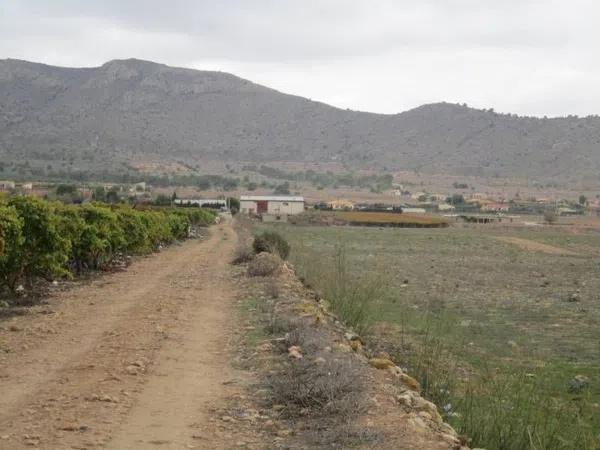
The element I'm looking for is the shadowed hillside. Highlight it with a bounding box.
[1,58,599,182]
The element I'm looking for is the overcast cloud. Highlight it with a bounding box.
[0,1,598,117]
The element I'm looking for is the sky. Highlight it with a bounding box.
[1,0,599,117]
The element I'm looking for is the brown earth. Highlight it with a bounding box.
[0,220,460,450]
[0,222,256,449]
[493,236,579,256]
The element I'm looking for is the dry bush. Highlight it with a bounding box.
[247,252,282,277]
[270,355,366,419]
[269,323,367,419]
[232,241,254,265]
[253,231,290,259]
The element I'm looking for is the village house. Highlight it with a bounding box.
[402,207,427,214]
[328,199,354,210]
[0,180,16,190]
[481,202,510,213]
[437,203,456,212]
[240,195,305,216]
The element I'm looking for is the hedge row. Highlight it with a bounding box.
[0,196,216,292]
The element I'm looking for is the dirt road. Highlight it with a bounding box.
[494,236,579,256]
[0,223,248,449]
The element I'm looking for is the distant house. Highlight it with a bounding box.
[402,207,427,214]
[0,180,15,190]
[438,204,456,212]
[240,195,305,215]
[481,203,509,213]
[328,199,354,210]
[557,207,579,216]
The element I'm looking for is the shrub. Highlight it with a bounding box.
[253,231,290,259]
[0,205,24,290]
[55,204,88,273]
[7,197,69,288]
[271,357,365,418]
[247,252,282,277]
[166,212,190,241]
[76,204,125,269]
[269,323,366,419]
[232,242,254,265]
[174,207,216,226]
[140,210,172,248]
[115,206,151,254]
[0,197,210,290]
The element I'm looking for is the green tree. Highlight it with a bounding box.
[228,197,240,214]
[448,194,465,205]
[579,194,587,206]
[56,184,77,196]
[273,182,291,195]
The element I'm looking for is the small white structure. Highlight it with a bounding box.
[240,195,305,215]
[438,204,456,212]
[0,180,16,190]
[174,198,227,209]
[402,207,427,214]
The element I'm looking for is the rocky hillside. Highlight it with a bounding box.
[1,58,599,181]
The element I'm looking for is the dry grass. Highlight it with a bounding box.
[232,243,254,264]
[337,211,449,227]
[268,322,367,419]
[247,252,282,277]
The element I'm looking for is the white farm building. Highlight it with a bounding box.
[240,195,305,216]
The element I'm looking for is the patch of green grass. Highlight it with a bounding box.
[268,224,600,449]
[238,296,270,347]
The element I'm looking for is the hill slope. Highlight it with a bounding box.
[1,58,599,181]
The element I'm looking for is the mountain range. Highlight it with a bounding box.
[1,58,599,182]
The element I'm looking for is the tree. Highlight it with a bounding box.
[228,197,240,214]
[105,189,120,204]
[273,182,291,195]
[56,184,77,196]
[153,194,172,206]
[447,194,465,205]
[579,195,587,206]
[543,209,558,225]
[93,186,106,202]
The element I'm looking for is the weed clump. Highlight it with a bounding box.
[269,323,366,419]
[271,357,365,418]
[247,252,282,277]
[253,231,290,260]
[232,242,254,265]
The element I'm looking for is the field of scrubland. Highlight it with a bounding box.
[269,222,600,450]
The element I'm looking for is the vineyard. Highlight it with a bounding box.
[336,211,449,228]
[0,196,216,293]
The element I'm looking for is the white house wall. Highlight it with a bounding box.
[267,201,304,215]
[240,200,257,214]
[240,200,304,215]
